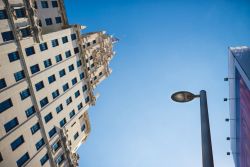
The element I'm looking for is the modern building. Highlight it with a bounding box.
[228,46,250,167]
[0,0,116,166]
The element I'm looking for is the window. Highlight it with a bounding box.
[68,64,74,72]
[99,72,103,76]
[16,152,29,167]
[25,46,35,56]
[52,141,61,152]
[69,110,75,118]
[59,118,66,127]
[0,10,7,20]
[90,56,93,60]
[38,19,42,26]
[1,31,14,42]
[55,54,62,62]
[48,127,57,138]
[34,1,38,9]
[66,97,72,105]
[59,69,66,77]
[51,1,58,7]
[20,27,31,37]
[85,96,90,103]
[4,117,19,133]
[56,154,65,165]
[44,112,53,123]
[8,51,20,62]
[15,8,26,18]
[74,132,79,140]
[39,42,48,51]
[55,17,62,24]
[62,83,69,92]
[44,59,52,68]
[40,153,49,166]
[71,34,77,41]
[35,81,44,91]
[40,97,49,108]
[0,78,7,90]
[52,89,60,99]
[65,50,71,58]
[75,90,80,98]
[93,40,96,44]
[77,102,83,111]
[79,72,85,80]
[25,106,35,118]
[81,124,86,132]
[51,39,59,47]
[0,98,13,113]
[77,60,82,67]
[87,42,91,47]
[14,70,25,82]
[48,74,56,84]
[35,138,45,150]
[45,18,52,25]
[11,135,24,151]
[0,152,3,162]
[91,63,95,68]
[82,84,87,92]
[30,64,40,74]
[62,36,68,43]
[20,88,30,100]
[56,104,63,114]
[71,77,77,85]
[31,122,40,134]
[41,1,49,8]
[74,47,79,54]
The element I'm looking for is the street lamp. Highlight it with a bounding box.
[171,90,214,167]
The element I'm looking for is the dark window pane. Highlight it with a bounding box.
[44,112,53,123]
[56,104,63,113]
[0,98,13,113]
[40,97,49,108]
[55,17,62,24]
[16,152,29,167]
[51,39,59,47]
[74,132,79,140]
[62,36,68,43]
[80,72,84,80]
[15,8,26,18]
[35,138,45,150]
[41,1,49,8]
[25,46,35,56]
[45,18,52,25]
[8,51,20,62]
[11,135,24,151]
[31,122,40,134]
[1,31,14,42]
[74,47,79,54]
[52,89,60,99]
[44,59,52,68]
[0,78,7,90]
[35,81,44,91]
[59,118,66,127]
[25,106,35,118]
[68,64,74,72]
[14,70,25,82]
[51,1,58,7]
[71,78,77,85]
[40,153,49,166]
[39,42,48,51]
[62,83,69,92]
[20,88,30,100]
[71,34,76,41]
[0,10,8,20]
[48,75,56,84]
[69,110,75,118]
[77,60,82,67]
[55,54,62,62]
[30,64,40,74]
[75,90,80,98]
[4,117,19,133]
[48,127,57,138]
[59,69,66,77]
[65,50,71,58]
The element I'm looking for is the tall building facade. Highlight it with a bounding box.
[0,0,116,166]
[228,46,250,167]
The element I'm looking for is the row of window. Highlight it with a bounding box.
[39,0,58,9]
[0,8,26,20]
[83,39,97,49]
[43,16,62,26]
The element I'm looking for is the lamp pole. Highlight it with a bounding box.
[171,90,214,167]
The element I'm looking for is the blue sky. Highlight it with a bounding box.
[64,0,250,166]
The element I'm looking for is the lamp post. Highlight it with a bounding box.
[171,90,214,167]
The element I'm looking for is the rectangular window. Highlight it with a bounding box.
[55,54,62,62]
[52,141,61,152]
[71,34,77,41]
[35,138,45,150]
[40,153,49,166]
[59,118,66,127]
[85,96,90,103]
[31,122,40,134]
[14,70,25,82]
[87,42,91,47]
[59,69,66,77]
[11,135,24,151]
[65,50,71,58]
[77,60,82,67]
[71,77,77,85]
[99,72,103,76]
[39,42,48,51]
[16,152,29,167]
[40,97,49,108]
[51,39,59,47]
[56,104,63,114]
[25,46,35,56]
[30,64,40,74]
[44,59,52,68]
[0,10,8,20]
[35,81,44,91]
[44,112,53,123]
[25,106,35,118]
[52,89,60,99]
[0,152,3,162]
[20,88,30,100]
[48,127,57,138]
[77,102,83,111]
[20,27,31,38]
[68,64,74,72]
[15,8,26,18]
[51,1,58,7]
[74,132,79,140]
[93,40,97,44]
[1,31,14,42]
[4,117,19,133]
[55,17,62,24]
[41,1,49,8]
[48,74,56,84]
[56,154,65,165]
[62,83,69,92]
[79,72,85,80]
[69,110,75,118]
[0,98,13,113]
[82,85,87,92]
[66,97,72,105]
[45,18,52,25]
[74,47,79,54]
[8,51,20,62]
[62,36,68,43]
[75,90,80,98]
[0,78,7,90]
[81,124,86,132]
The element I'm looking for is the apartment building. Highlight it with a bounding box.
[0,0,116,166]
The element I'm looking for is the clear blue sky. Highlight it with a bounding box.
[64,0,250,166]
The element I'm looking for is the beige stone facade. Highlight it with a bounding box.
[0,0,116,166]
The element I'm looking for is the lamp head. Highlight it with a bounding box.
[171,91,198,103]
